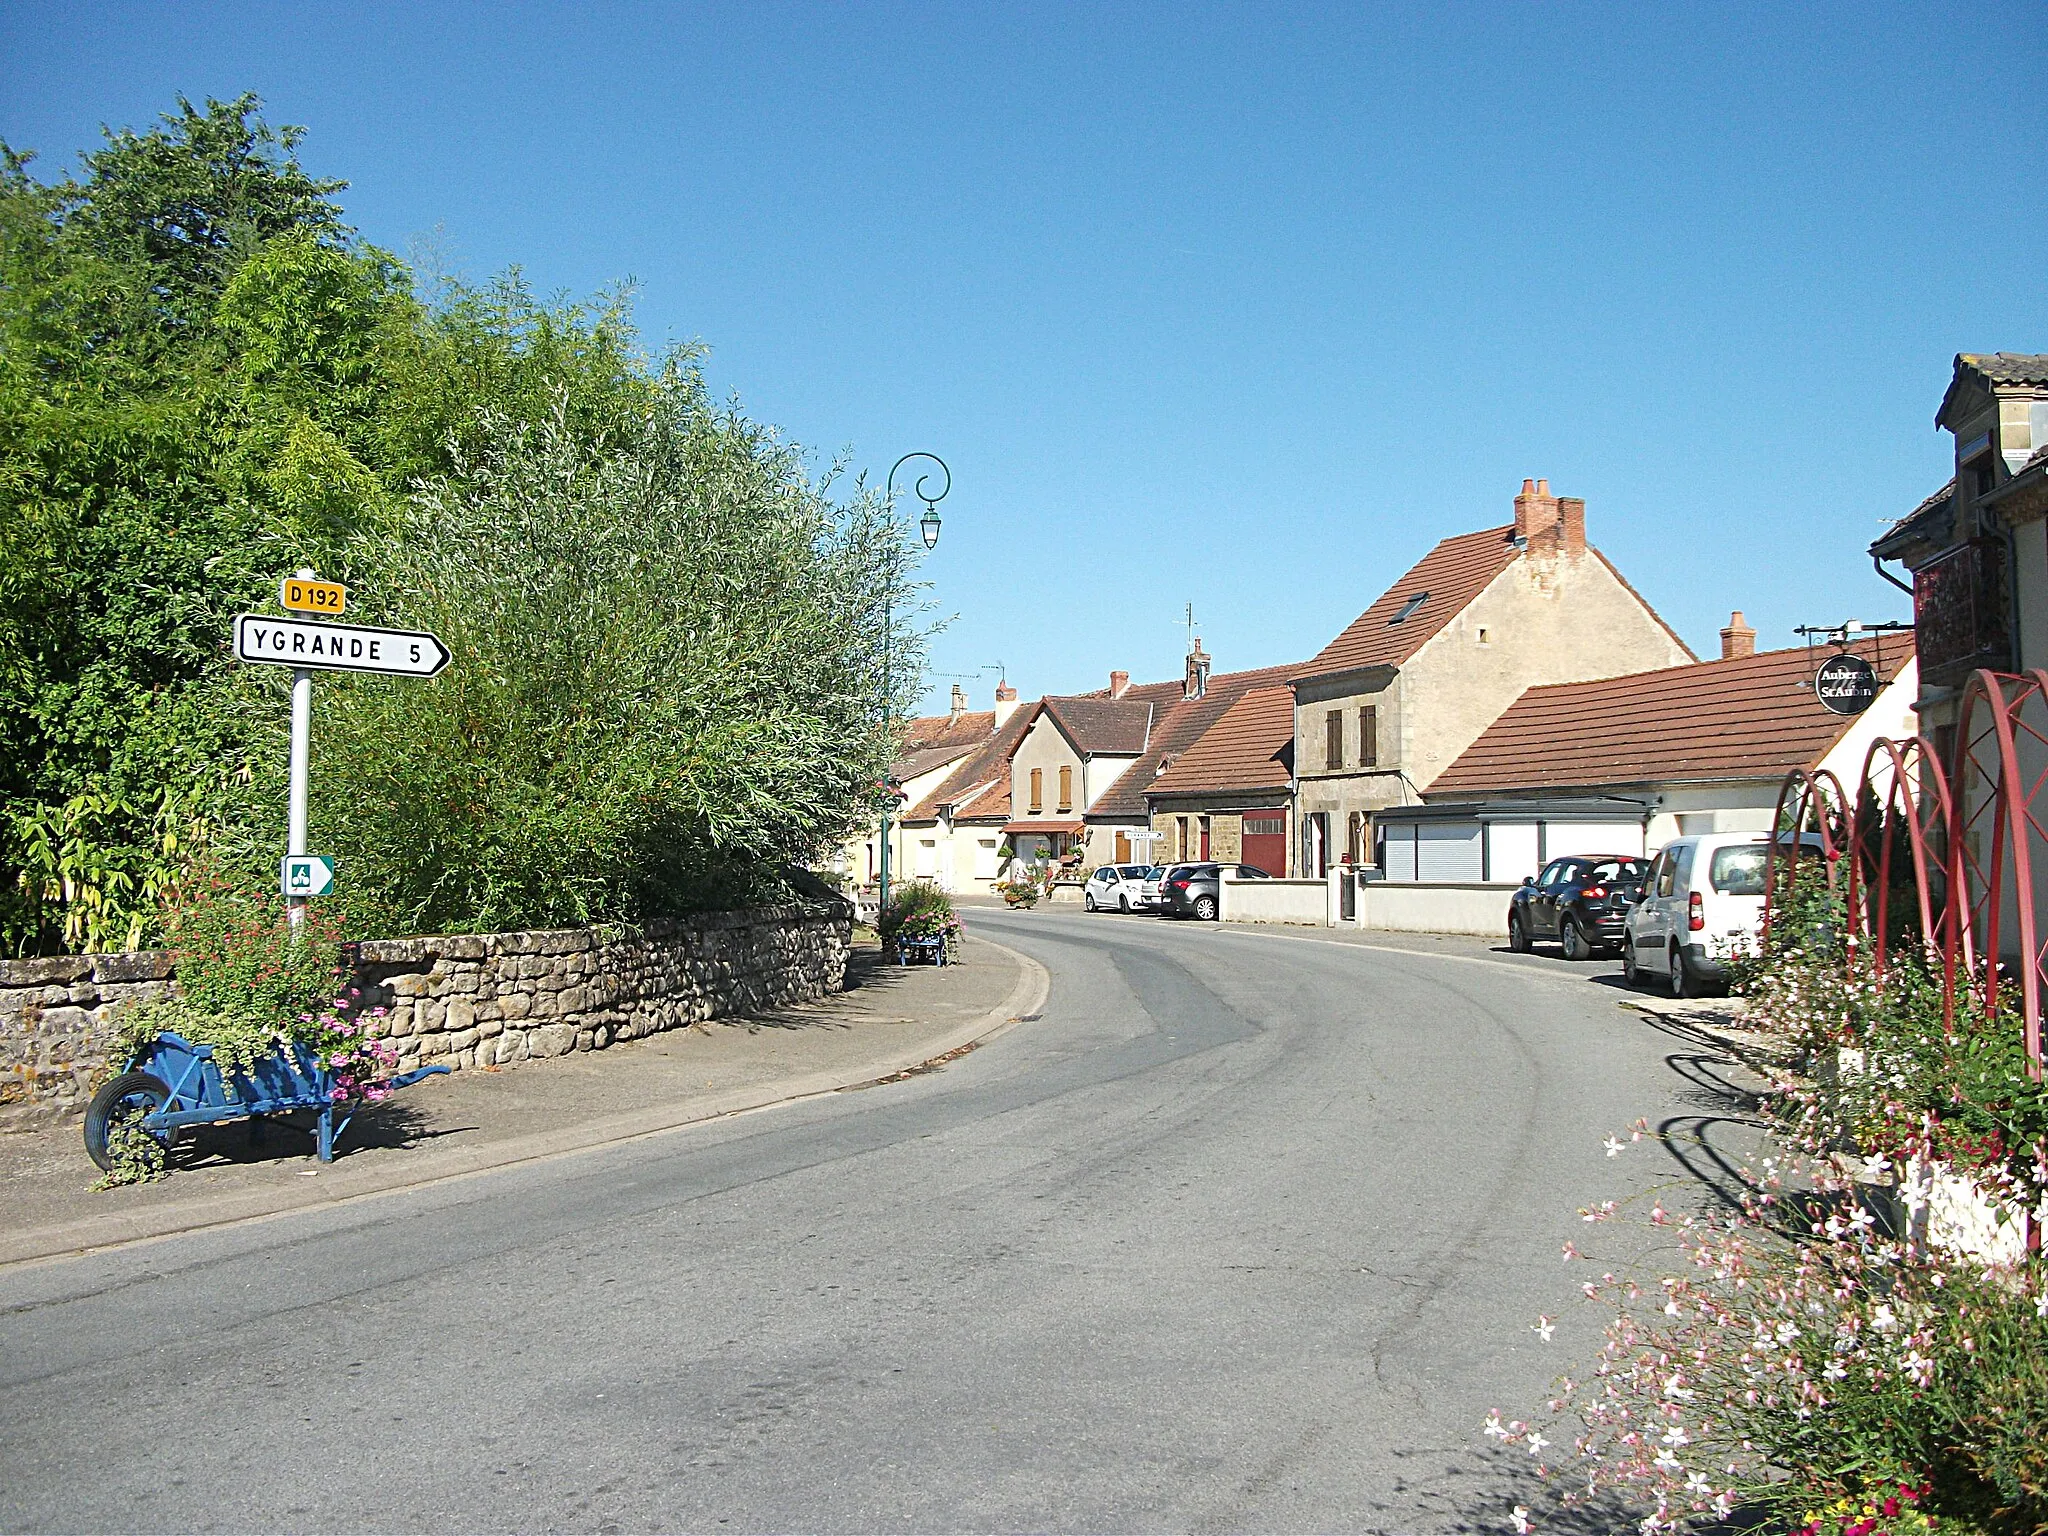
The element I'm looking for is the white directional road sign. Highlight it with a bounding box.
[236,614,450,678]
[281,854,336,897]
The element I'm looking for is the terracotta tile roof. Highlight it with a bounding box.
[1085,662,1303,819]
[892,743,977,783]
[1039,696,1155,755]
[1426,638,1915,796]
[902,709,997,751]
[901,703,1040,823]
[1295,525,1522,681]
[1147,685,1295,797]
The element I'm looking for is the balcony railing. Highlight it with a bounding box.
[1914,539,2012,685]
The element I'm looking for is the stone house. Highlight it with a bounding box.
[1141,682,1297,874]
[1001,686,1161,868]
[1393,627,1918,880]
[1290,479,1695,875]
[1871,353,2048,749]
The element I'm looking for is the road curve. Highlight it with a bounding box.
[0,909,1710,1533]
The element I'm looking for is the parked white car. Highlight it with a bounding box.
[1083,864,1153,912]
[1623,833,1813,997]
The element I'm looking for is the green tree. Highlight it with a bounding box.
[1,91,915,952]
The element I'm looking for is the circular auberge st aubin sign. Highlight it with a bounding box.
[1815,653,1880,716]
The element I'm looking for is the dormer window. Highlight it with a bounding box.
[1389,592,1429,625]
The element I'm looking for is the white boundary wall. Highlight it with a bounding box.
[1355,880,1515,937]
[1219,876,1333,926]
[1221,871,1516,937]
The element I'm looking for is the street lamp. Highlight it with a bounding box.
[878,453,951,924]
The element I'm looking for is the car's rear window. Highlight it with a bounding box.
[1587,859,1648,884]
[1709,846,1769,895]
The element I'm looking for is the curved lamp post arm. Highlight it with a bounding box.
[877,453,951,926]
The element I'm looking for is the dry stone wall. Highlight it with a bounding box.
[353,907,848,1073]
[0,952,177,1126]
[0,904,848,1129]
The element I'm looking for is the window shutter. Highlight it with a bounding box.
[1029,768,1042,811]
[1325,709,1343,770]
[1360,705,1378,767]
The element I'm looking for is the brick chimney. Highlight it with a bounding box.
[1513,478,1559,543]
[1720,610,1757,660]
[949,682,968,718]
[993,681,1020,729]
[1184,639,1210,700]
[1557,496,1586,556]
[1109,670,1130,699]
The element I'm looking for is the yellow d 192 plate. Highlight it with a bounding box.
[280,576,348,615]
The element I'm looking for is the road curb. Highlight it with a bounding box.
[0,939,1051,1270]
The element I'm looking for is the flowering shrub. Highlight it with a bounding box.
[113,866,398,1098]
[878,881,962,959]
[993,868,1045,908]
[1493,877,2048,1532]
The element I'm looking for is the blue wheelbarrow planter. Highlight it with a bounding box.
[84,1030,450,1174]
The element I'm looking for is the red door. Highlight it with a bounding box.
[1200,816,1211,859]
[1240,813,1286,876]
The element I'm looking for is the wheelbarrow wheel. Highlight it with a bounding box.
[84,1071,171,1173]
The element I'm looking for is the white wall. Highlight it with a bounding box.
[1219,876,1331,925]
[1357,881,1517,937]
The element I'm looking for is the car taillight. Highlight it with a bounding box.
[1584,885,1607,899]
[1689,891,1705,931]
[1170,878,1190,888]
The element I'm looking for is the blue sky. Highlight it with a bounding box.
[6,2,2044,712]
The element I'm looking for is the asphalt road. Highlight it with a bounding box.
[0,911,1746,1534]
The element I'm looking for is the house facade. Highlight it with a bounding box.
[1142,682,1296,874]
[841,684,1030,897]
[1872,354,2048,745]
[1390,629,1918,880]
[1290,479,1695,875]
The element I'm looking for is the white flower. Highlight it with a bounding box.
[1511,1507,1532,1534]
[1533,1316,1556,1342]
[1653,1447,1682,1472]
[1525,1430,1548,1457]
[1871,1303,1898,1333]
[2036,1291,2048,1320]
[1685,1471,1712,1493]
[1664,1298,1682,1316]
[1902,1349,1935,1386]
[1604,1136,1625,1157]
[1661,1425,1690,1447]
[1483,1412,1509,1441]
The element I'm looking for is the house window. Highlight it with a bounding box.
[1029,768,1043,812]
[1475,626,1490,645]
[1325,709,1343,770]
[1058,766,1073,811]
[1359,705,1378,767]
[1389,592,1429,625]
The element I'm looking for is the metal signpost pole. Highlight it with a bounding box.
[288,664,313,929]
[286,568,317,931]
[235,572,448,925]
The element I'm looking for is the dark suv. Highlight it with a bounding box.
[1507,855,1651,960]
[1158,862,1271,920]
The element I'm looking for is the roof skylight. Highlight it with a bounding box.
[1389,592,1429,625]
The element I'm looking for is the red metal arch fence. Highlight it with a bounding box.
[1764,668,2048,1084]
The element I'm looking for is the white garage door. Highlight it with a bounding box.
[1416,821,1484,882]
[1543,820,1645,859]
[1486,821,1542,883]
